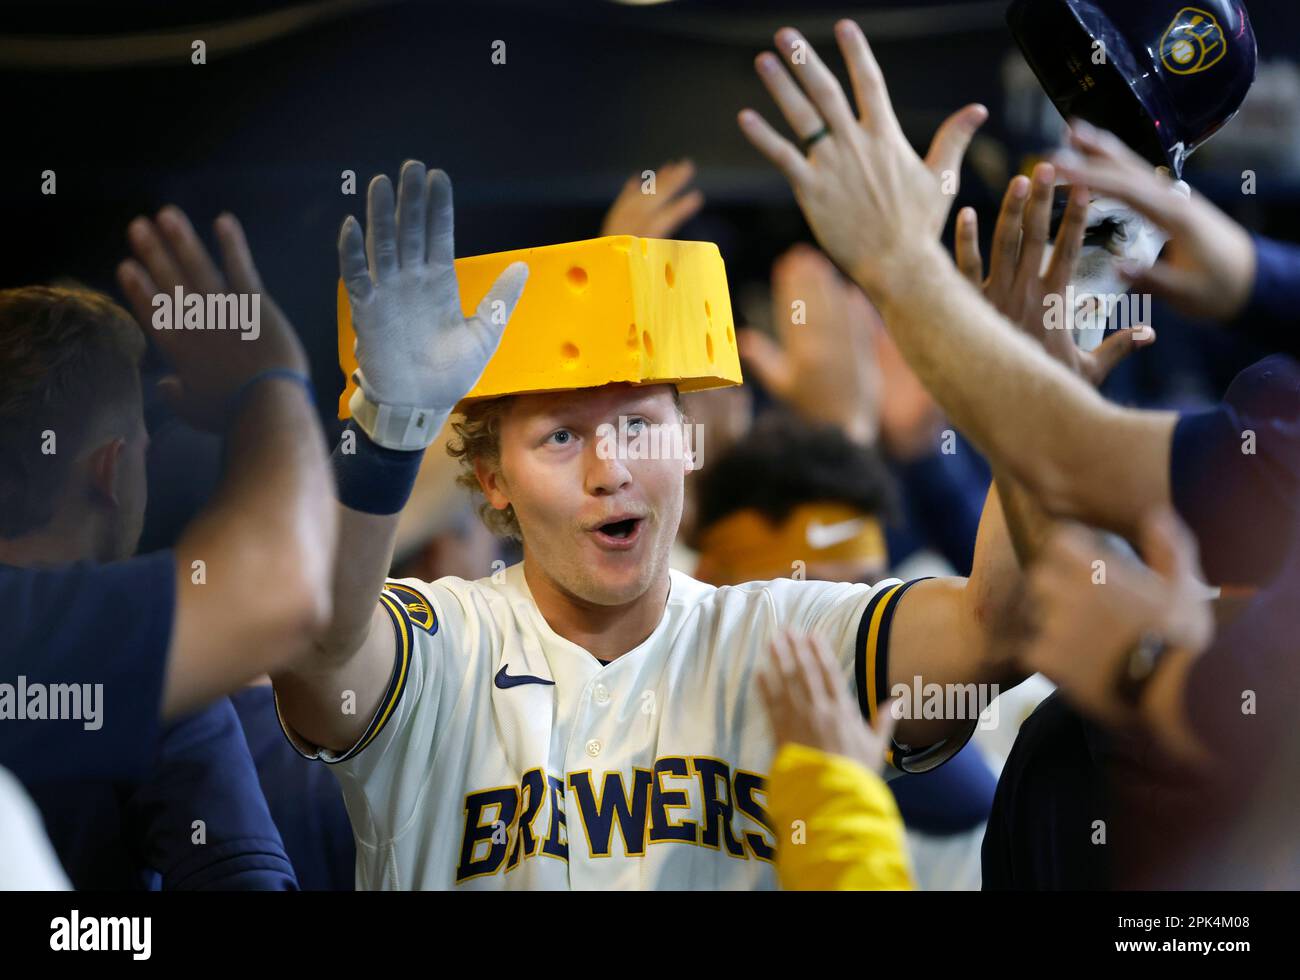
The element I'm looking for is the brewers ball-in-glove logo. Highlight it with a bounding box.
[1160,7,1226,75]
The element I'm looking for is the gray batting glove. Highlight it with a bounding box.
[338,160,528,450]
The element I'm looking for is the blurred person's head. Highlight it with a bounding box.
[690,412,898,586]
[449,382,692,607]
[0,286,147,564]
[391,501,500,583]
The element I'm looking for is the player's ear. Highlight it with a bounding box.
[474,458,512,512]
[87,437,126,508]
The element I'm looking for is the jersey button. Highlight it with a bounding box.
[593,684,610,704]
[585,738,602,757]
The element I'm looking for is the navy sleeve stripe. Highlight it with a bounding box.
[329,591,415,763]
[272,590,414,765]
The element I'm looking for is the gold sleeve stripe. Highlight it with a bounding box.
[855,578,931,733]
[347,591,415,758]
[855,583,904,726]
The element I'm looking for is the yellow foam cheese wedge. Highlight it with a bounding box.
[337,235,742,418]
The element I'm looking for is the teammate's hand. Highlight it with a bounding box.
[758,628,898,773]
[953,162,1152,388]
[338,160,528,448]
[116,207,309,431]
[738,20,986,297]
[1023,508,1214,730]
[1051,120,1256,324]
[738,244,881,444]
[600,159,704,238]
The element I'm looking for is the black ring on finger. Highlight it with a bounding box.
[801,125,831,155]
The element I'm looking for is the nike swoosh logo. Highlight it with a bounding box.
[806,518,867,550]
[494,664,556,689]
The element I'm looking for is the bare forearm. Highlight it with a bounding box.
[992,467,1053,567]
[319,503,402,663]
[183,380,334,625]
[166,381,335,716]
[867,244,1172,535]
[218,380,334,577]
[964,483,1030,689]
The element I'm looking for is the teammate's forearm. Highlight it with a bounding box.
[216,381,335,581]
[867,245,1148,533]
[964,483,1030,688]
[991,467,1053,568]
[167,379,335,716]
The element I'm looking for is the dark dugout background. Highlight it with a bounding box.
[2,0,1299,545]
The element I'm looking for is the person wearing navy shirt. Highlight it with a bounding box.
[979,133,1300,887]
[0,207,336,886]
[25,698,297,890]
[231,683,357,891]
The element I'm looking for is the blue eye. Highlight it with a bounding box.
[548,429,573,446]
[627,417,647,434]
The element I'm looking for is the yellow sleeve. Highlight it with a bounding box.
[768,743,915,891]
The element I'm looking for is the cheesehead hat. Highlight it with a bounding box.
[337,235,743,418]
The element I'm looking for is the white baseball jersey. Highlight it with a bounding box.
[278,562,972,890]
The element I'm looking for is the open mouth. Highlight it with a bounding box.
[589,517,644,550]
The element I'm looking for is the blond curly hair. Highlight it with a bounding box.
[447,396,521,540]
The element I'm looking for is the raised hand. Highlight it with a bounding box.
[338,160,528,450]
[600,159,705,239]
[738,244,880,444]
[1052,120,1256,324]
[738,20,986,296]
[954,162,1152,388]
[116,207,308,431]
[758,628,898,772]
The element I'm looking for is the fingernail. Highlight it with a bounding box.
[1012,176,1030,199]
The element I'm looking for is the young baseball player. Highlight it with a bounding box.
[272,156,1031,890]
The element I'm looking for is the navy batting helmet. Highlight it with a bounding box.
[1007,0,1257,176]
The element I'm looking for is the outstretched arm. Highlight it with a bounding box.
[864,148,1157,749]
[274,161,527,753]
[116,208,336,719]
[738,20,1177,542]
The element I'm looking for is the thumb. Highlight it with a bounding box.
[924,103,988,182]
[736,327,794,398]
[1086,325,1155,385]
[1139,506,1200,584]
[471,260,529,346]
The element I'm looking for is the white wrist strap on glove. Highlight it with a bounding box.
[348,380,449,452]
